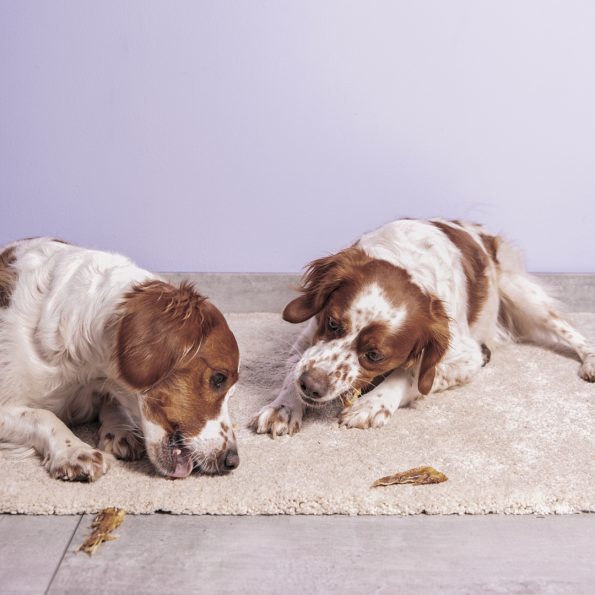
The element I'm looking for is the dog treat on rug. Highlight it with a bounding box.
[372,466,448,487]
[79,507,126,555]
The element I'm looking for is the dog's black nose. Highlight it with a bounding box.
[299,370,329,400]
[222,449,239,471]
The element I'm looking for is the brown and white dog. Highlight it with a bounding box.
[251,218,595,437]
[0,238,240,480]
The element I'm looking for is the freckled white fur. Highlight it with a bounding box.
[198,385,235,443]
[350,283,407,332]
[296,284,408,401]
[186,385,237,472]
[253,218,595,436]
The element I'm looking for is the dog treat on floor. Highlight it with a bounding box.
[372,466,448,487]
[79,507,126,555]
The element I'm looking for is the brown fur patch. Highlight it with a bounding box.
[431,221,490,326]
[116,280,239,437]
[0,246,17,308]
[479,233,500,265]
[413,297,450,395]
[283,248,373,323]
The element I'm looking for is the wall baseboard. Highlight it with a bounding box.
[161,273,595,313]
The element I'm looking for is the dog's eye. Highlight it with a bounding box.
[211,373,227,389]
[365,350,384,362]
[327,317,341,332]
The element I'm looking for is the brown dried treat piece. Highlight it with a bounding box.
[339,388,362,408]
[372,466,448,487]
[79,507,126,555]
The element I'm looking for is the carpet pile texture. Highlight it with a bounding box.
[1,313,593,515]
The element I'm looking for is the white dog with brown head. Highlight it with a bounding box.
[0,238,240,481]
[251,218,595,437]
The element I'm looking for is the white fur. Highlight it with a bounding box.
[185,386,237,473]
[253,218,595,436]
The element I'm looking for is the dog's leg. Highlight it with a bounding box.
[339,368,416,429]
[497,244,595,381]
[0,406,108,481]
[98,397,144,461]
[544,312,595,382]
[431,335,486,393]
[250,319,317,437]
[501,282,595,381]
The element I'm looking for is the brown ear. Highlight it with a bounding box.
[282,248,367,324]
[417,298,450,395]
[282,294,321,324]
[116,281,212,390]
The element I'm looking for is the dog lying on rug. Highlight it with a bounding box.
[252,218,595,437]
[0,238,240,480]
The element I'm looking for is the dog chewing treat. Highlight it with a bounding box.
[339,388,362,408]
[372,466,448,487]
[79,507,126,555]
[252,217,595,438]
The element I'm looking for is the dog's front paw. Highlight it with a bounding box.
[339,397,393,430]
[579,356,595,382]
[99,426,145,461]
[46,445,108,482]
[250,404,303,438]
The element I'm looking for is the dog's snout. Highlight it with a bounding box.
[221,448,239,471]
[299,370,329,400]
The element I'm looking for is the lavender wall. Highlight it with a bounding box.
[1,1,594,272]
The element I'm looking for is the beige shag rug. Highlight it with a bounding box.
[1,313,594,515]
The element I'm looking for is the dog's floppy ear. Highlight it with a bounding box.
[283,247,366,324]
[417,298,450,395]
[116,281,213,390]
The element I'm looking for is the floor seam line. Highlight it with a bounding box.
[44,514,83,595]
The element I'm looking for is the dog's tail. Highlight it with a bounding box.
[494,240,561,344]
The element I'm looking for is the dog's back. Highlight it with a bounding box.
[0,238,153,410]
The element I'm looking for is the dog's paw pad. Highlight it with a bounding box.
[339,400,392,429]
[579,357,595,382]
[100,429,144,461]
[250,404,302,438]
[48,446,108,482]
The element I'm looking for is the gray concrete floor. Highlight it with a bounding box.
[163,273,595,314]
[1,514,594,594]
[1,274,594,594]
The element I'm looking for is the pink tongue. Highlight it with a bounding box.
[171,455,193,479]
